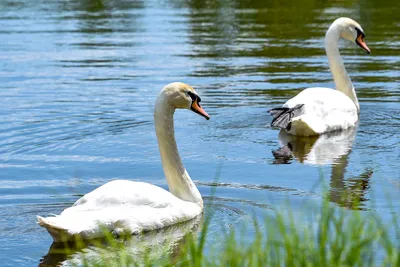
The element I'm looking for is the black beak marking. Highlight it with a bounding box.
[187,91,209,120]
[355,27,370,54]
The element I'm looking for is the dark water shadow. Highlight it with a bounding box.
[272,128,373,210]
[38,215,203,267]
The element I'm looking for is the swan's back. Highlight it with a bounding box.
[70,180,181,210]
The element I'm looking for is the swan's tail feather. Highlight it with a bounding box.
[38,212,123,242]
[37,216,73,242]
[268,104,304,130]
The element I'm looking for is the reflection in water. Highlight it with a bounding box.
[329,159,373,211]
[39,215,202,267]
[272,129,372,210]
[275,128,357,165]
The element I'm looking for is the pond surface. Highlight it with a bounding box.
[0,0,399,266]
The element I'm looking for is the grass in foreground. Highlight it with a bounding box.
[41,195,400,267]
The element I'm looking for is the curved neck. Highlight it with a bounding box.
[325,25,360,112]
[154,94,202,207]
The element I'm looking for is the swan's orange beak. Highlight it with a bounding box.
[356,34,370,54]
[191,99,210,120]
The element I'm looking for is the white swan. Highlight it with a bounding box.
[269,17,370,136]
[37,82,210,242]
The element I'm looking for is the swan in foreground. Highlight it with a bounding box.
[38,82,210,242]
[269,17,370,136]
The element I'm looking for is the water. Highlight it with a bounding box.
[0,0,399,265]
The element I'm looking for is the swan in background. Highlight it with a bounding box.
[38,82,210,242]
[269,17,371,136]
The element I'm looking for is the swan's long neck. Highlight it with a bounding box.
[154,95,203,207]
[325,25,360,112]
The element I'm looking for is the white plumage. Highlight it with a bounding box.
[283,87,358,136]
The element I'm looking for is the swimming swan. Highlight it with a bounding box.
[269,17,370,136]
[37,82,210,242]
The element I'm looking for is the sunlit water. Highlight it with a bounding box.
[0,0,399,266]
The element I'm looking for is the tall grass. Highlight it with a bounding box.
[41,193,400,267]
[173,197,399,267]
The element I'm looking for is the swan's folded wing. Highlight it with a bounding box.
[66,180,180,214]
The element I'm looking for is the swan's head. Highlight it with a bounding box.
[160,82,210,120]
[332,17,370,54]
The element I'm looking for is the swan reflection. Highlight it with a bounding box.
[39,215,202,267]
[272,128,372,210]
[274,128,357,165]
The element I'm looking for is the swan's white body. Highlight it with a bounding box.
[270,18,370,136]
[38,83,210,242]
[38,181,202,241]
[283,87,358,136]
